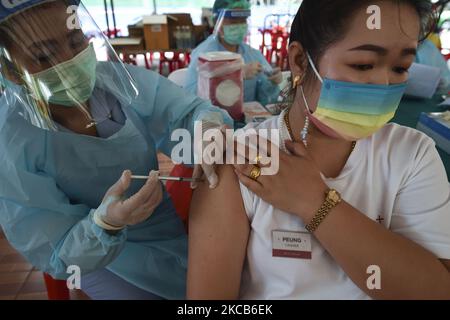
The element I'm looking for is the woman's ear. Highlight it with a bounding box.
[288,41,308,84]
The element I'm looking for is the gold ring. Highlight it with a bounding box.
[254,155,263,166]
[249,166,262,181]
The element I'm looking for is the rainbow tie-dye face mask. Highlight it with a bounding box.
[301,53,407,141]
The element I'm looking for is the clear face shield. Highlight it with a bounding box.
[0,69,5,94]
[213,9,252,46]
[0,0,138,130]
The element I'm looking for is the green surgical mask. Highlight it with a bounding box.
[223,24,248,45]
[25,43,97,107]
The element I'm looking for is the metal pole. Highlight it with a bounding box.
[153,0,157,14]
[103,0,111,38]
[110,0,117,37]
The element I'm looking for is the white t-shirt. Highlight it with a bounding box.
[239,110,450,300]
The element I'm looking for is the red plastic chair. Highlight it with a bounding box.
[278,33,290,71]
[267,28,290,70]
[259,27,290,70]
[258,28,273,59]
[119,53,138,66]
[103,28,121,38]
[119,52,154,70]
[166,164,194,231]
[43,273,70,300]
[159,52,180,75]
[183,51,191,66]
[159,51,191,75]
[144,52,154,70]
[443,52,450,61]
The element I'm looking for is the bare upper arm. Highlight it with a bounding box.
[187,165,250,300]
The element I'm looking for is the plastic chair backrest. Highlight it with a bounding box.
[43,273,70,300]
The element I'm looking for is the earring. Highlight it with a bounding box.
[292,75,302,89]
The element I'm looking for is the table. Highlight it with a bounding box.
[393,96,450,180]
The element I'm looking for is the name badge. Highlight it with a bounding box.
[272,230,312,260]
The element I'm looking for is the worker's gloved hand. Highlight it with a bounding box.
[243,62,263,80]
[268,67,283,85]
[192,122,230,190]
[93,170,163,230]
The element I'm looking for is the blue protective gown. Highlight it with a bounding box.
[0,64,232,299]
[186,35,281,106]
[416,39,450,93]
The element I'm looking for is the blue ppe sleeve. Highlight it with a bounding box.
[416,40,450,92]
[251,48,281,106]
[125,65,233,158]
[185,47,202,96]
[0,168,127,280]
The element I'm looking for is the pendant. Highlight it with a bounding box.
[86,121,96,129]
[300,116,310,147]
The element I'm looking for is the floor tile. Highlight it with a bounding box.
[19,275,47,294]
[0,262,33,273]
[70,290,91,300]
[0,282,23,298]
[0,272,29,285]
[15,292,48,300]
[0,241,20,255]
[0,253,28,264]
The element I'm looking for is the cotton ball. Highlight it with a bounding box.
[215,80,241,107]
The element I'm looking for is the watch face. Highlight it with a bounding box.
[328,189,341,203]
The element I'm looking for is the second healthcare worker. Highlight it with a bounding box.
[186,0,283,107]
[0,0,232,299]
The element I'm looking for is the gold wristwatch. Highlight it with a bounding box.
[306,189,342,233]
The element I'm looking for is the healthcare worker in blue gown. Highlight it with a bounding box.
[185,0,282,107]
[0,0,232,300]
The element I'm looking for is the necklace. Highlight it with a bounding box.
[284,108,357,153]
[85,111,113,129]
